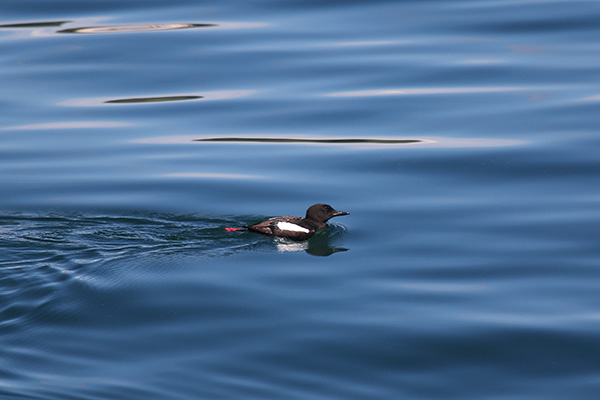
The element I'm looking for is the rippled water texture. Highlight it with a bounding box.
[1,0,600,399]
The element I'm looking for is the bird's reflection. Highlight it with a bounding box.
[273,228,349,257]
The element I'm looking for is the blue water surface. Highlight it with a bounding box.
[1,0,600,399]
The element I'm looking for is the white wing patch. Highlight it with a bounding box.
[276,221,310,233]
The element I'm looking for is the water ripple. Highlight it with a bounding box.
[195,137,424,145]
[0,213,349,271]
[134,135,524,148]
[104,95,202,104]
[326,86,547,97]
[59,90,256,107]
[57,23,216,35]
[0,21,70,28]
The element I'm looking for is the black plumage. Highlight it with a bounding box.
[245,203,349,241]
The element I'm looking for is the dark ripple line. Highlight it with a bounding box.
[105,95,202,104]
[0,20,70,28]
[195,137,422,145]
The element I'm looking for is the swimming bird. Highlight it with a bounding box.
[227,204,349,241]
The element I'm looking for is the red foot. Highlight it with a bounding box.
[225,227,245,232]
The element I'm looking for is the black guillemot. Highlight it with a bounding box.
[227,204,349,241]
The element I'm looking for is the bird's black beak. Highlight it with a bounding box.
[333,210,349,217]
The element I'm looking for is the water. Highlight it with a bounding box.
[2,0,600,398]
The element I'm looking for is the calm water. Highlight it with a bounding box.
[2,0,600,398]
